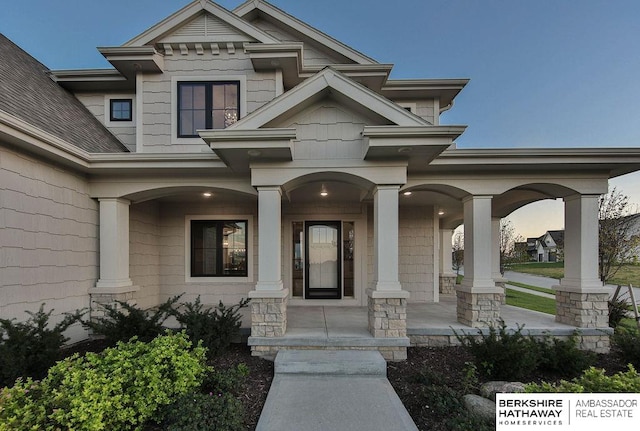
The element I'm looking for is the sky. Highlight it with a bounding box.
[2,0,639,238]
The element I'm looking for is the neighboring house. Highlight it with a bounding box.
[519,230,565,262]
[2,0,640,358]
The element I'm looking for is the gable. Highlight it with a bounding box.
[251,17,350,66]
[229,68,428,130]
[159,12,254,44]
[123,0,278,47]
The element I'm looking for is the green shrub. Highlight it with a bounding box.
[161,391,244,431]
[608,298,631,328]
[84,296,180,345]
[526,365,640,393]
[612,327,640,368]
[0,332,208,431]
[455,321,540,380]
[171,297,250,357]
[0,304,84,386]
[536,333,595,377]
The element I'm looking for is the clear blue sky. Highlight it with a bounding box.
[2,0,639,236]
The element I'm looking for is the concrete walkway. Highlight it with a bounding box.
[255,350,418,431]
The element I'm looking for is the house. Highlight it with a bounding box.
[524,230,565,262]
[2,0,640,359]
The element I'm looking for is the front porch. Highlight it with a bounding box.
[247,296,612,360]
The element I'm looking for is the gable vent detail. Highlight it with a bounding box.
[161,12,254,43]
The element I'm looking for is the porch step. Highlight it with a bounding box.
[275,349,387,376]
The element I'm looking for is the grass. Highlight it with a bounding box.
[507,262,564,279]
[507,280,555,296]
[508,262,640,286]
[505,288,556,315]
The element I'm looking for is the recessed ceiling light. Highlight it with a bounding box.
[203,192,212,197]
[403,191,412,196]
[247,149,261,157]
[438,209,445,215]
[320,184,328,197]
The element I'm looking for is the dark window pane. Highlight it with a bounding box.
[191,220,247,277]
[212,85,225,109]
[193,109,206,132]
[110,99,132,121]
[193,85,206,109]
[225,84,238,108]
[181,85,193,109]
[180,111,194,136]
[212,109,225,129]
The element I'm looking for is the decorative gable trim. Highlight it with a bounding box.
[123,0,278,47]
[233,0,377,65]
[228,68,430,130]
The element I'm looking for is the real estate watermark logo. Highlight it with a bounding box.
[496,393,640,430]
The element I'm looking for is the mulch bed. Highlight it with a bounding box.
[63,341,630,431]
[387,346,631,431]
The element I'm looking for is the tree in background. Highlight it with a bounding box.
[599,188,640,283]
[452,231,464,276]
[500,218,525,274]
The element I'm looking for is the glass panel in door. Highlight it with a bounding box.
[305,221,341,299]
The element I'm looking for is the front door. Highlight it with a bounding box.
[305,221,341,299]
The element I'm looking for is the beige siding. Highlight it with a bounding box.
[129,201,161,309]
[251,18,347,66]
[74,93,136,151]
[0,144,97,342]
[158,200,257,307]
[416,99,436,125]
[367,205,436,302]
[142,50,276,153]
[398,206,435,302]
[284,101,370,160]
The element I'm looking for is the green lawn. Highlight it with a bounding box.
[507,262,640,286]
[507,281,555,296]
[505,288,556,315]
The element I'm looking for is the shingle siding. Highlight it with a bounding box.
[0,144,97,343]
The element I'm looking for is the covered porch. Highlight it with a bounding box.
[247,297,612,360]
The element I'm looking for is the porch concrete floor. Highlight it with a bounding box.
[280,295,604,340]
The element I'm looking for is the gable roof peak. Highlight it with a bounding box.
[123,0,278,47]
[234,0,377,65]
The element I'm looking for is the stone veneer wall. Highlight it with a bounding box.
[250,296,288,337]
[368,297,407,339]
[439,274,456,294]
[456,291,502,327]
[555,291,609,328]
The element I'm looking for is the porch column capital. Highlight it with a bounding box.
[94,197,135,291]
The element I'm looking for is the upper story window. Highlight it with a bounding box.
[110,99,133,121]
[178,81,239,137]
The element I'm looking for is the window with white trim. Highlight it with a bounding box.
[110,99,132,121]
[178,81,239,137]
[190,220,247,277]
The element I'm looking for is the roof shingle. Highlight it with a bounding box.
[0,34,128,153]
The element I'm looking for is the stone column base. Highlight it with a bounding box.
[456,287,502,327]
[366,289,409,338]
[248,289,289,337]
[439,274,457,294]
[555,287,609,328]
[89,285,139,323]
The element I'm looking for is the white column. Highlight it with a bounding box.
[460,195,497,291]
[561,194,602,290]
[439,228,454,275]
[95,198,134,290]
[135,71,144,153]
[372,185,402,291]
[254,186,285,292]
